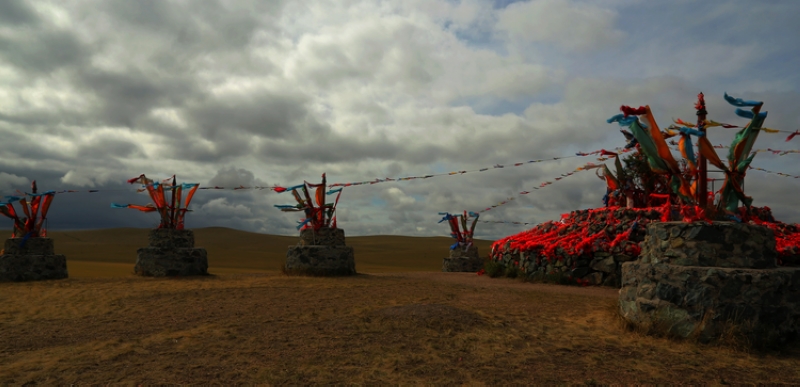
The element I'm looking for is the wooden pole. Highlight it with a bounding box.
[170,175,177,229]
[696,92,708,208]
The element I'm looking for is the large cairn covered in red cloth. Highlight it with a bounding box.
[491,205,800,287]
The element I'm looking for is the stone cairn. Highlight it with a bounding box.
[285,226,356,275]
[275,173,355,276]
[135,229,208,277]
[115,174,206,277]
[0,237,68,282]
[439,211,483,272]
[491,207,653,286]
[0,180,67,282]
[619,221,800,345]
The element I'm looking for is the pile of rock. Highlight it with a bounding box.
[0,237,68,282]
[135,229,208,277]
[491,207,658,286]
[442,245,482,272]
[619,222,800,345]
[285,227,355,276]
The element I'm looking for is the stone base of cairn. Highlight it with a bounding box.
[619,222,800,346]
[285,227,355,276]
[135,229,208,277]
[442,245,482,272]
[0,238,68,282]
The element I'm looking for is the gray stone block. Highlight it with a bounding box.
[641,222,777,269]
[299,227,346,247]
[134,229,208,277]
[0,243,68,282]
[147,229,195,249]
[4,238,54,255]
[449,245,479,259]
[135,246,208,277]
[285,245,356,275]
[443,245,482,272]
[620,256,800,345]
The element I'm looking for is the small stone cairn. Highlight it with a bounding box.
[0,181,67,282]
[0,237,68,282]
[439,211,483,272]
[275,173,355,276]
[285,226,356,275]
[135,229,208,277]
[115,174,207,277]
[619,221,800,345]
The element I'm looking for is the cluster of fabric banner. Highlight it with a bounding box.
[0,181,56,238]
[111,175,201,230]
[438,211,479,250]
[273,174,343,230]
[475,130,799,225]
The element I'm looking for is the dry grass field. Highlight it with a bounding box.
[1,228,800,384]
[35,227,495,276]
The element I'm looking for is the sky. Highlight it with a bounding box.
[1,0,799,239]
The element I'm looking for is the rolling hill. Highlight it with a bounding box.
[1,228,494,277]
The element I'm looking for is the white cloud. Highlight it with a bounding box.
[0,0,798,239]
[60,170,98,187]
[382,186,416,208]
[496,0,624,52]
[0,172,29,193]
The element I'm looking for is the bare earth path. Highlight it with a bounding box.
[1,272,798,384]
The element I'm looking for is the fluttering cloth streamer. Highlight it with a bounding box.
[478,220,537,226]
[0,181,55,238]
[749,165,800,179]
[326,148,630,189]
[438,211,479,250]
[274,173,343,230]
[606,93,778,213]
[111,174,200,230]
[610,105,694,203]
[476,161,603,216]
[710,92,768,212]
[673,113,797,141]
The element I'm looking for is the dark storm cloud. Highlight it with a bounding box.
[0,0,39,26]
[75,137,144,159]
[0,28,88,75]
[75,68,200,130]
[96,0,282,52]
[165,133,256,164]
[0,127,72,163]
[0,0,798,238]
[186,90,311,139]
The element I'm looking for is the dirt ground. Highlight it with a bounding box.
[1,272,799,384]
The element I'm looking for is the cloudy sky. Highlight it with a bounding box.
[1,0,798,239]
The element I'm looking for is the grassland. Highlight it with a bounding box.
[34,227,495,277]
[1,228,799,384]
